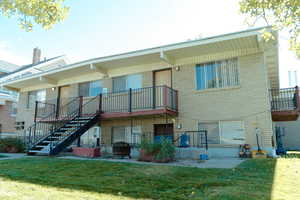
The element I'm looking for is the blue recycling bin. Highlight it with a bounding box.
[154,135,173,143]
[200,154,209,160]
[179,133,190,147]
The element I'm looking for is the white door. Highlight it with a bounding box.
[220,121,245,144]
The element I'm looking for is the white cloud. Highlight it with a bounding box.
[0,41,29,65]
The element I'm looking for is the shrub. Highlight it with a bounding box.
[0,138,25,153]
[154,138,175,162]
[139,139,160,154]
[138,138,175,162]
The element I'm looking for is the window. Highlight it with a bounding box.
[79,80,103,97]
[195,58,239,90]
[219,121,245,145]
[113,74,142,92]
[9,102,17,117]
[27,90,46,108]
[112,126,142,144]
[288,70,298,87]
[198,122,220,144]
[198,121,245,145]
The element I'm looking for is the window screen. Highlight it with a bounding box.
[79,80,103,97]
[196,58,239,90]
[198,122,220,144]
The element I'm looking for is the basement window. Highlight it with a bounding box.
[195,58,239,90]
[198,120,245,145]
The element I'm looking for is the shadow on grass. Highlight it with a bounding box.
[0,157,277,200]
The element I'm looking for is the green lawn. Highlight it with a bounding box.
[0,157,299,200]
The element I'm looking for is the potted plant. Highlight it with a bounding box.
[138,138,175,163]
[138,139,160,162]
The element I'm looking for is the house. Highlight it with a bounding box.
[0,48,69,136]
[2,27,292,158]
[274,50,300,151]
[0,60,19,137]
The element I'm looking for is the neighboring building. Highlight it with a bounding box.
[275,44,300,151]
[0,48,69,137]
[3,27,288,158]
[0,60,19,137]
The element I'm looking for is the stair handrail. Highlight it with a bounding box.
[24,97,81,149]
[48,95,102,152]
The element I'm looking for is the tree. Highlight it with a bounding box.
[0,0,69,31]
[239,0,300,57]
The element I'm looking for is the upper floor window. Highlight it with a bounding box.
[27,89,46,108]
[113,74,142,92]
[9,102,17,117]
[288,70,298,87]
[195,58,239,90]
[79,80,103,97]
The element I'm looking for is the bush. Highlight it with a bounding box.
[154,138,175,162]
[138,138,175,162]
[0,138,25,153]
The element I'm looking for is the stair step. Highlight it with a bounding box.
[77,117,93,120]
[65,124,82,127]
[36,145,49,148]
[60,128,76,131]
[70,120,89,123]
[28,150,49,153]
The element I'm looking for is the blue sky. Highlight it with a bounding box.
[0,0,299,87]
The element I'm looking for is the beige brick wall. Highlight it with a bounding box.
[0,101,16,134]
[173,53,273,149]
[16,92,35,134]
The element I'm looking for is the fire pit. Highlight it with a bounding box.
[112,142,131,158]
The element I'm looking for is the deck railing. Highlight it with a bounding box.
[35,85,178,121]
[269,86,300,111]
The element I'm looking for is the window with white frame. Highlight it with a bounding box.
[198,121,245,145]
[79,80,104,97]
[9,102,17,117]
[27,89,46,108]
[113,74,142,92]
[195,58,239,90]
[198,122,220,144]
[112,126,142,144]
[288,70,298,87]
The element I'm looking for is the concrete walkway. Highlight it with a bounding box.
[0,153,245,168]
[59,156,245,169]
[0,153,26,160]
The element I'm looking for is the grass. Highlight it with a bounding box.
[0,157,299,200]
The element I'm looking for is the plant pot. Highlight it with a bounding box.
[138,149,155,162]
[5,146,18,153]
[72,147,101,158]
[153,157,173,163]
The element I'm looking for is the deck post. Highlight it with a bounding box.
[99,93,102,113]
[79,96,83,117]
[34,101,38,123]
[152,86,156,109]
[163,85,168,108]
[55,97,60,119]
[296,86,300,111]
[128,88,132,112]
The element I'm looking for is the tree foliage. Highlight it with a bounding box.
[0,0,69,31]
[240,0,300,57]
